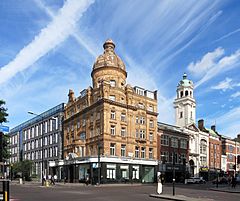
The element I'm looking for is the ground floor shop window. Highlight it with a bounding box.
[107,164,116,179]
[120,165,129,179]
[132,165,139,179]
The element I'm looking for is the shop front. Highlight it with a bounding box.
[63,156,158,184]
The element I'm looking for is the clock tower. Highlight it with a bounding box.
[174,73,196,127]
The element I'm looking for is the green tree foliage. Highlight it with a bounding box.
[0,100,8,123]
[12,160,33,181]
[0,100,9,162]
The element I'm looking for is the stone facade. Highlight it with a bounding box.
[63,39,158,184]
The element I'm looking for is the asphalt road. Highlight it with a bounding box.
[9,183,240,201]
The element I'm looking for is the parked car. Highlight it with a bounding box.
[186,177,206,184]
[212,177,228,184]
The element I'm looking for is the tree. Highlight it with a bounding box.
[0,100,9,178]
[12,160,33,181]
[0,100,8,124]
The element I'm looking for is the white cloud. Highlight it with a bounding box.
[0,0,94,85]
[188,47,224,77]
[188,48,240,88]
[231,91,240,98]
[211,77,233,91]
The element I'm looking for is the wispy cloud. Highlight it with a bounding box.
[188,47,224,77]
[188,48,240,88]
[214,27,240,43]
[231,91,240,98]
[0,0,94,85]
[211,77,233,91]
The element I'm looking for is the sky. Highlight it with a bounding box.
[1,0,240,138]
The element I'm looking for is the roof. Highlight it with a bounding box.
[206,128,219,138]
[178,73,193,87]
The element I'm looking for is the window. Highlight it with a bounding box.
[141,147,145,158]
[149,148,153,159]
[90,114,94,122]
[136,116,139,124]
[135,147,139,158]
[110,143,115,156]
[138,103,144,109]
[110,80,116,87]
[110,125,115,135]
[200,140,207,154]
[180,139,187,149]
[109,95,115,101]
[136,129,139,138]
[171,138,178,148]
[121,144,126,157]
[148,105,153,112]
[107,164,116,179]
[200,156,207,166]
[121,113,126,122]
[161,151,169,162]
[132,165,139,179]
[139,130,145,139]
[110,110,116,119]
[135,87,144,96]
[149,132,153,141]
[180,112,183,118]
[149,120,154,128]
[121,127,126,137]
[161,135,169,145]
[140,117,145,124]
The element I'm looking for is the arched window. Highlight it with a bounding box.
[180,91,183,97]
[190,91,192,97]
[185,90,189,96]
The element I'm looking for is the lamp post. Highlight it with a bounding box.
[172,149,175,196]
[28,111,45,186]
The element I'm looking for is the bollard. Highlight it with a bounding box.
[3,181,9,201]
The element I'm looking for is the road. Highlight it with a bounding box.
[9,183,240,201]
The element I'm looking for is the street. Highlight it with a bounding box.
[9,183,240,201]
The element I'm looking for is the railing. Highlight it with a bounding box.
[0,180,9,201]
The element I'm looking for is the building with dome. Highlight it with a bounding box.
[173,74,209,179]
[63,39,158,184]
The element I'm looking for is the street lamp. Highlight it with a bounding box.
[28,111,45,186]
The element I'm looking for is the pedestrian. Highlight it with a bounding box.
[54,174,57,183]
[85,175,89,186]
[51,175,55,185]
[231,176,236,188]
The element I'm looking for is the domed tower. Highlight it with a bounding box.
[173,73,196,127]
[91,39,127,89]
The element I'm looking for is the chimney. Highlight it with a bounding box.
[198,119,204,131]
[211,125,216,132]
[68,89,75,103]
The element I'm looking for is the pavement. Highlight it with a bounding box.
[149,194,214,201]
[209,185,240,193]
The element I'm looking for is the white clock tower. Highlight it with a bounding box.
[174,73,196,127]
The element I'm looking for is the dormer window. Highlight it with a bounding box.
[109,95,115,101]
[110,80,116,87]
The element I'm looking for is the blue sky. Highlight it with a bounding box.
[1,0,240,138]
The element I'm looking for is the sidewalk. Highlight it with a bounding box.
[149,194,214,201]
[209,185,240,193]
